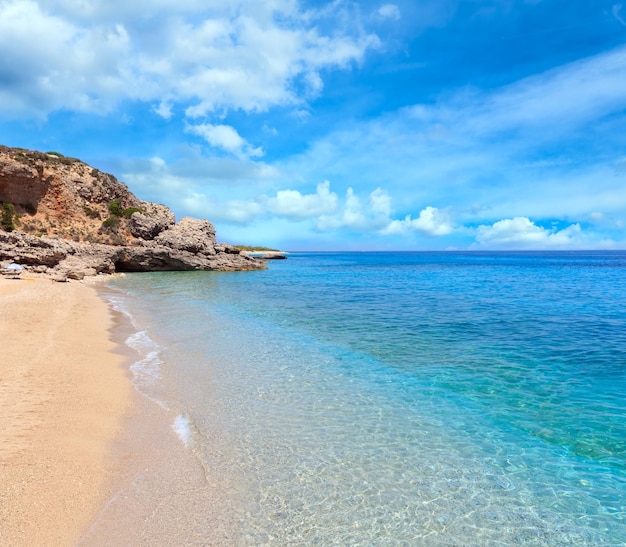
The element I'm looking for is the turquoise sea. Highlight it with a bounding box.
[97,252,626,545]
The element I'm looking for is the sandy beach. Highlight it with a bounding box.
[0,277,132,546]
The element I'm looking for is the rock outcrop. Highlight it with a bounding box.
[0,146,264,280]
[129,203,175,240]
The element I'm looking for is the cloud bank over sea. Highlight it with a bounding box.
[1,0,625,250]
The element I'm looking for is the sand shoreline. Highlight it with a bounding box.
[1,276,239,545]
[0,277,133,546]
[81,282,240,546]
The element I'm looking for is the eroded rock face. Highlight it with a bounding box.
[129,202,176,239]
[0,146,265,279]
[154,217,216,254]
[0,227,263,280]
[0,230,72,266]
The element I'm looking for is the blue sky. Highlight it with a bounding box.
[1,0,626,250]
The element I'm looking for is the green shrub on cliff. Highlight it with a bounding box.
[1,203,18,232]
[102,215,120,228]
[108,198,141,218]
[83,206,101,219]
[107,198,123,216]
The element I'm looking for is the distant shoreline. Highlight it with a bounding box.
[240,250,288,259]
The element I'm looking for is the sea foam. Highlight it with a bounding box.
[172,414,192,448]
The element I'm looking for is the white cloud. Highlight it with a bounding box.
[317,187,365,230]
[278,42,626,245]
[123,166,417,235]
[0,0,380,117]
[267,180,338,219]
[154,101,173,120]
[150,156,166,168]
[382,206,454,236]
[454,45,626,138]
[119,149,626,249]
[584,211,626,231]
[315,187,396,231]
[369,187,393,217]
[186,123,264,158]
[387,43,626,164]
[474,217,583,249]
[378,4,400,20]
[193,196,265,224]
[203,181,437,235]
[0,0,131,116]
[177,180,341,224]
[291,109,312,121]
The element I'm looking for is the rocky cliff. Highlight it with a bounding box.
[0,146,264,280]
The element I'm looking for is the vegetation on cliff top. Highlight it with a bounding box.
[10,147,80,167]
[234,245,280,252]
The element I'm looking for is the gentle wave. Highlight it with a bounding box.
[102,290,170,413]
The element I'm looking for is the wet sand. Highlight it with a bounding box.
[80,284,241,546]
[0,277,132,546]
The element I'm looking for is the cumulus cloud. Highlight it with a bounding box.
[317,187,365,231]
[266,180,338,219]
[316,194,456,237]
[0,0,380,117]
[378,4,400,20]
[154,101,173,120]
[186,123,264,158]
[172,180,341,224]
[127,170,419,235]
[278,41,626,247]
[474,217,583,249]
[212,181,421,233]
[382,206,454,236]
[369,187,393,217]
[0,0,131,115]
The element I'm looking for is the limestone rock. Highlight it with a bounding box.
[154,217,217,254]
[0,146,266,277]
[129,202,175,239]
[0,231,71,266]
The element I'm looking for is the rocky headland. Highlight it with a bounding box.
[0,146,265,280]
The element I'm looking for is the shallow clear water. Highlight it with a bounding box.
[106,251,626,545]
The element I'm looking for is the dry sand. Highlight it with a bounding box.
[0,277,132,546]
